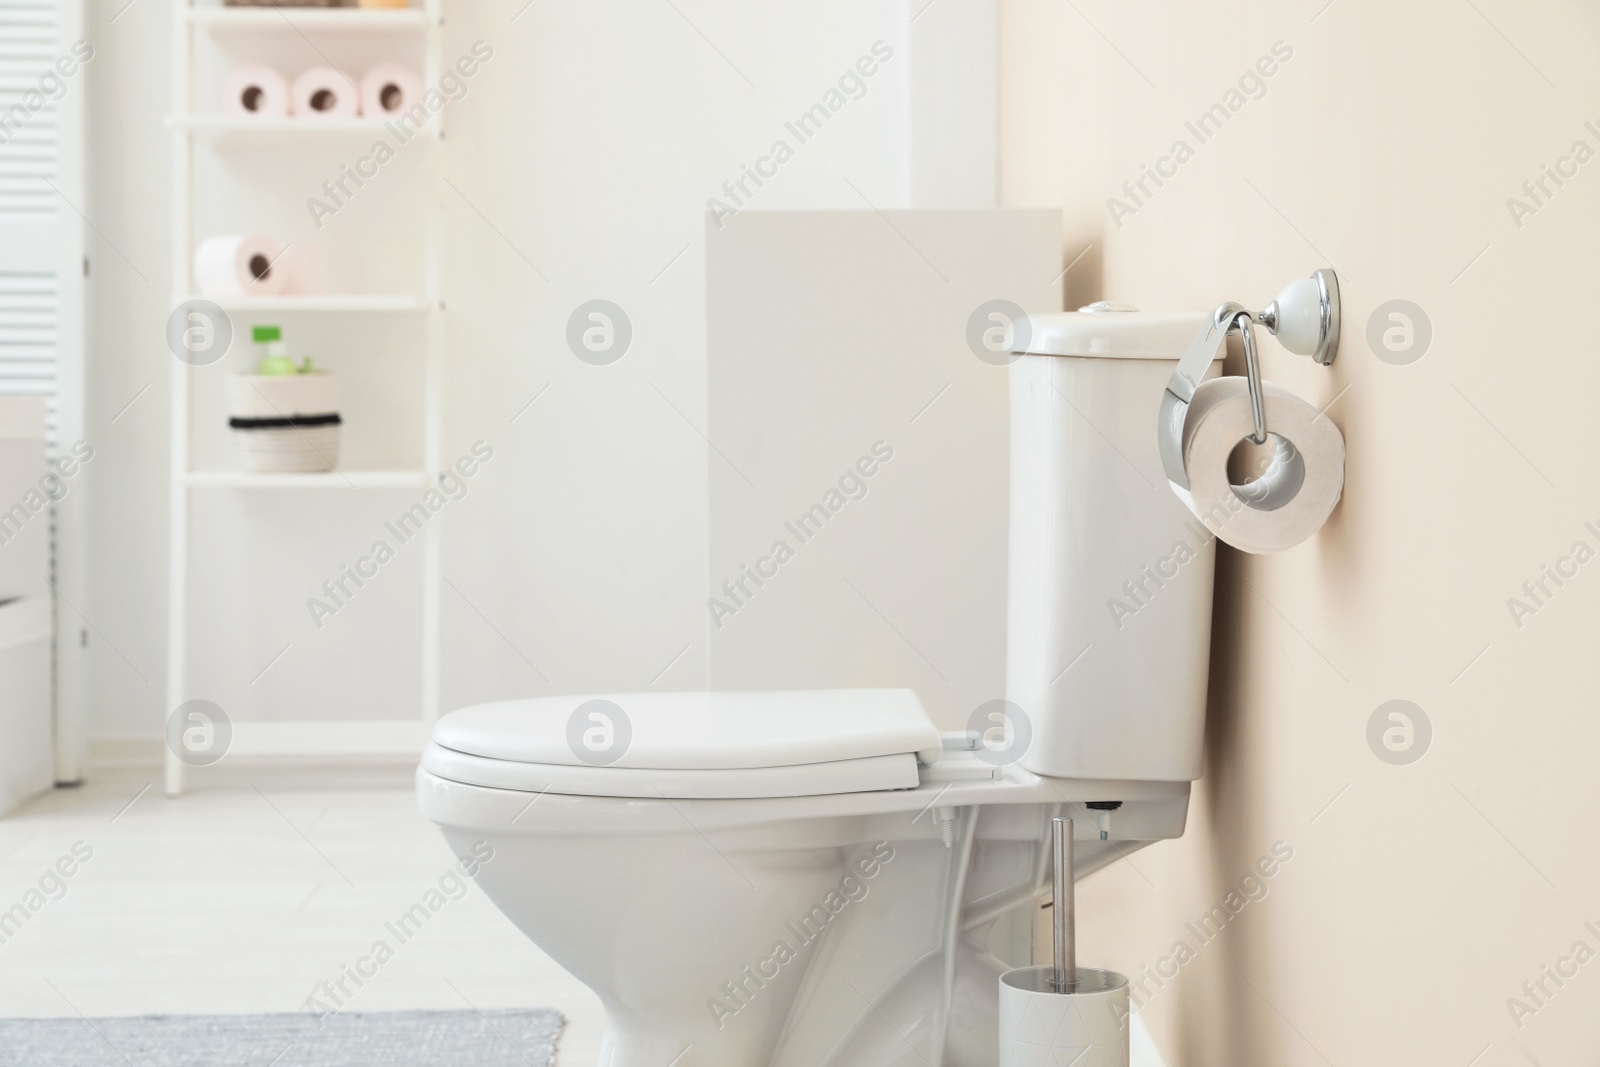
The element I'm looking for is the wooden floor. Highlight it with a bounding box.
[0,762,604,1065]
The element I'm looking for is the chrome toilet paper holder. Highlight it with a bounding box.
[1159,268,1340,492]
[1212,268,1340,444]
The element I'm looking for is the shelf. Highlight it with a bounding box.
[183,469,429,489]
[180,294,431,313]
[187,6,428,32]
[169,116,422,139]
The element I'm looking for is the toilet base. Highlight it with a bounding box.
[421,770,1190,1067]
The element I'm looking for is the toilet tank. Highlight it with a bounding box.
[1006,307,1222,782]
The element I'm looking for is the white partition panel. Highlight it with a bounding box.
[706,209,1060,730]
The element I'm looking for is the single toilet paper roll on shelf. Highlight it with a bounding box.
[1179,376,1345,553]
[360,62,423,118]
[999,966,1129,1067]
[222,65,289,118]
[193,234,288,299]
[290,66,361,118]
[274,241,327,296]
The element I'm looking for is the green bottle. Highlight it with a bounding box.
[252,324,298,376]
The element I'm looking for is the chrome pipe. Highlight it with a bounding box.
[1051,815,1075,992]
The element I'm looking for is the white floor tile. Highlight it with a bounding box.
[0,765,605,1066]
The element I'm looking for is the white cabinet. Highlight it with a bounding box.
[0,396,52,815]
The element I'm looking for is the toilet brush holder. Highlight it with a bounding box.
[999,966,1129,1066]
[998,816,1130,1066]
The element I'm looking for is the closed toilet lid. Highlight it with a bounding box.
[424,688,944,799]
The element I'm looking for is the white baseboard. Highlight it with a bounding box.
[87,735,163,769]
[87,732,424,771]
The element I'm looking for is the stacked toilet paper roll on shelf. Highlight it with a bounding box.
[218,63,423,119]
[1173,376,1345,553]
[359,62,424,118]
[222,66,289,117]
[291,66,361,117]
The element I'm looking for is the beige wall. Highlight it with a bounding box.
[1002,2,1600,1063]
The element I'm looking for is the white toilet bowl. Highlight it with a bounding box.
[418,306,1225,1066]
[417,688,1190,1067]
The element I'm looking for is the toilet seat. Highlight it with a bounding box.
[420,746,924,799]
[423,688,945,799]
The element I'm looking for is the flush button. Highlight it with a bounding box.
[1078,301,1140,314]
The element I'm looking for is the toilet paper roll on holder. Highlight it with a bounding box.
[1159,268,1340,489]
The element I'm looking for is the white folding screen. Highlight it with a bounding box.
[0,0,88,782]
[0,1,64,398]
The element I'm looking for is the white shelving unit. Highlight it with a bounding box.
[165,0,444,796]
[181,469,430,490]
[185,5,427,30]
[178,294,432,312]
[168,115,402,138]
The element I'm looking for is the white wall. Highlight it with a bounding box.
[433,1,914,714]
[83,0,996,745]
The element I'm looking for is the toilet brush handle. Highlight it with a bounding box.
[1051,816,1075,992]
